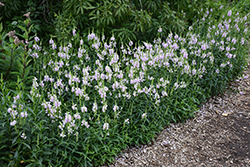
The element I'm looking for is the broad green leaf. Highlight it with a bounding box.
[17,25,27,33]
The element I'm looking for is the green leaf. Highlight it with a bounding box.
[17,25,27,33]
[22,142,31,150]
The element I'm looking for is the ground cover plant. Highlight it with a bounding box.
[0,3,249,167]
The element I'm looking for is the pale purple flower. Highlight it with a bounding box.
[125,118,130,124]
[144,43,152,50]
[88,33,96,40]
[241,38,245,45]
[220,63,226,68]
[72,29,76,36]
[103,123,109,130]
[244,28,248,34]
[228,10,232,17]
[74,113,81,119]
[158,28,162,32]
[113,105,119,112]
[21,133,27,139]
[54,100,61,108]
[227,53,232,59]
[52,43,57,50]
[102,35,105,41]
[222,32,227,37]
[174,34,179,40]
[81,120,90,128]
[12,103,17,108]
[49,39,54,44]
[92,102,98,112]
[142,113,147,119]
[34,36,40,42]
[8,108,13,113]
[39,81,44,87]
[216,69,219,73]
[60,132,66,138]
[129,41,133,46]
[244,16,247,21]
[111,36,115,41]
[10,120,17,126]
[192,69,196,75]
[64,112,72,124]
[102,103,108,112]
[14,94,20,101]
[44,75,50,82]
[81,106,87,112]
[172,43,179,50]
[232,38,237,44]
[72,104,77,110]
[20,111,28,118]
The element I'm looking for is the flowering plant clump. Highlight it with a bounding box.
[0,4,249,167]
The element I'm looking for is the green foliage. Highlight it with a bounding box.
[0,17,35,91]
[0,0,63,44]
[55,0,219,48]
[0,1,249,167]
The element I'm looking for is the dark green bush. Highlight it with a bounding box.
[54,0,231,48]
[0,0,63,43]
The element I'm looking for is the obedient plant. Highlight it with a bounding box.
[0,5,249,167]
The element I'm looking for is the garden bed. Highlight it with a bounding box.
[102,54,250,167]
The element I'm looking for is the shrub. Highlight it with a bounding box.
[0,0,63,43]
[0,15,36,91]
[54,0,229,48]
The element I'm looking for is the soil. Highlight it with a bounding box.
[101,52,250,166]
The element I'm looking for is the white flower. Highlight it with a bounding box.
[142,113,147,119]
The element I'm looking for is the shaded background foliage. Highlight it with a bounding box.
[0,0,63,42]
[1,0,237,47]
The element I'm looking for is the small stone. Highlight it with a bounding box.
[124,153,128,158]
